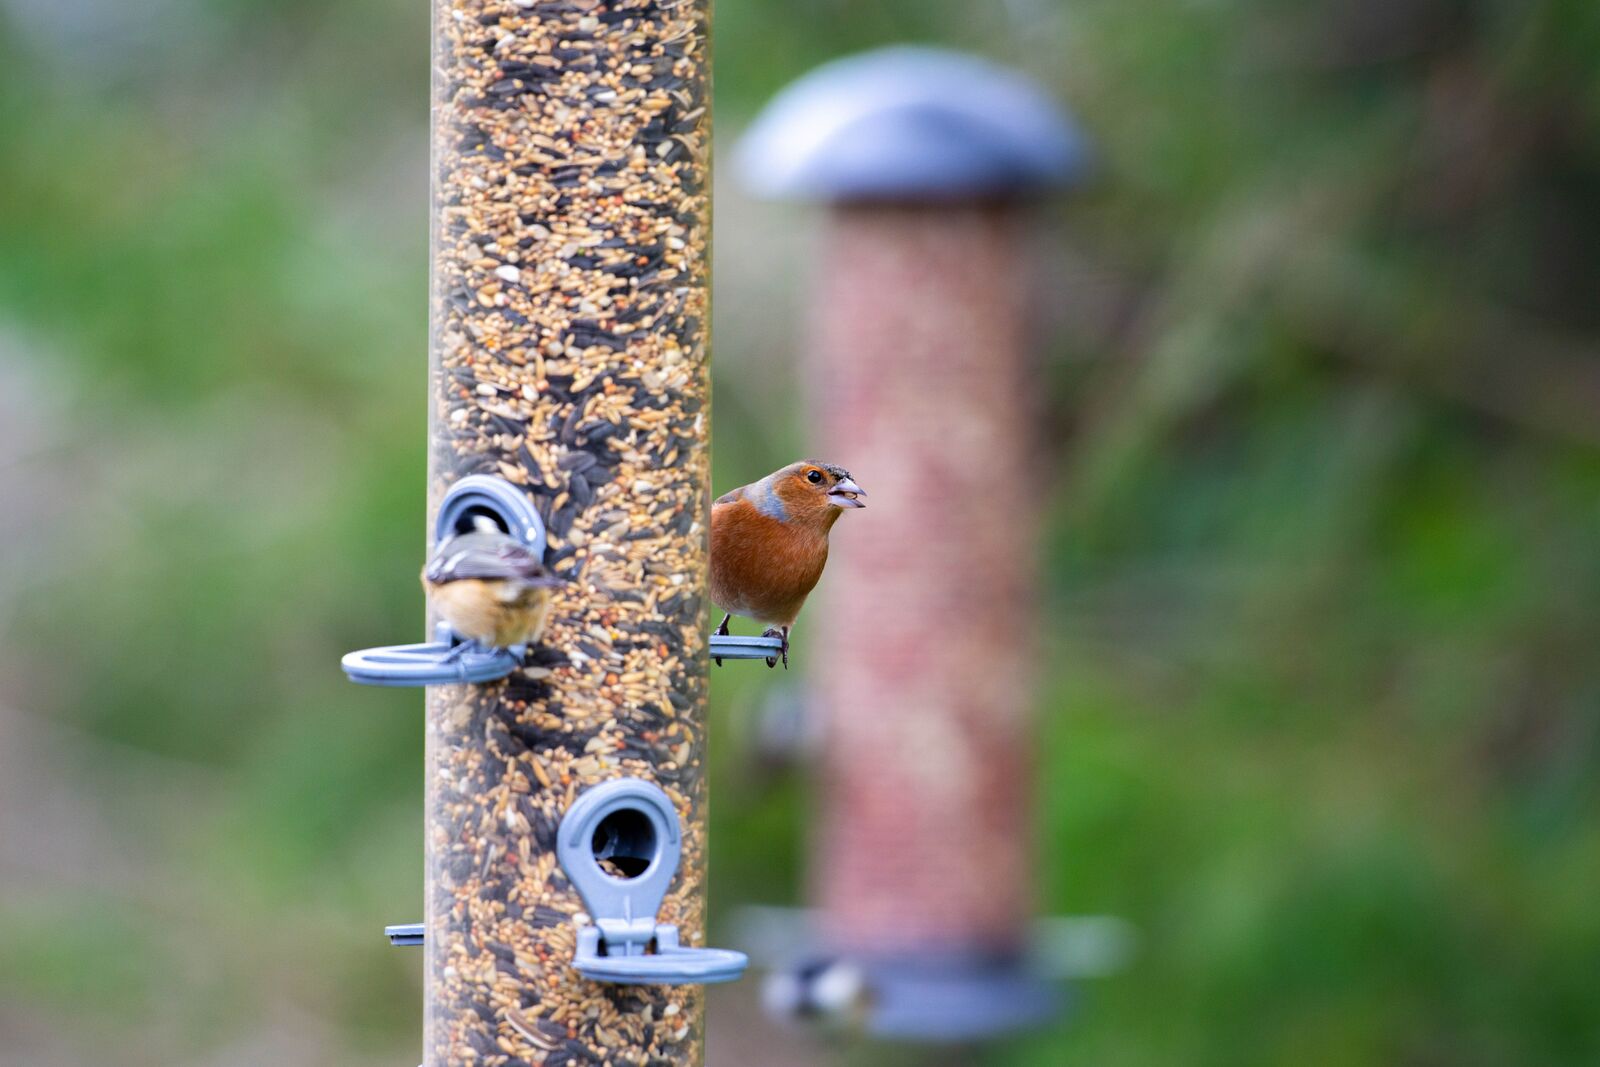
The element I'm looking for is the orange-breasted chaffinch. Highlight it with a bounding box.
[710,460,865,668]
[422,524,565,657]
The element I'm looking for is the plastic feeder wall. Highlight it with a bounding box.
[422,0,718,1062]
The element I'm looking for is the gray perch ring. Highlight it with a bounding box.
[340,475,547,687]
[735,46,1088,201]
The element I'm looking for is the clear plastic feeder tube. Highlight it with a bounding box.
[425,0,712,1062]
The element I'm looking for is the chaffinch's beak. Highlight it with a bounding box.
[827,478,867,509]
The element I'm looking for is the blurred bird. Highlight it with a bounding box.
[710,460,865,668]
[761,956,876,1033]
[421,518,565,657]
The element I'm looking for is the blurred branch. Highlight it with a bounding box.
[1053,178,1372,513]
[1278,249,1600,449]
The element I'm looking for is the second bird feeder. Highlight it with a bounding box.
[737,46,1089,1042]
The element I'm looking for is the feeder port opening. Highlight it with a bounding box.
[592,806,659,881]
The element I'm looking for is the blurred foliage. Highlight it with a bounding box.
[0,0,1598,1065]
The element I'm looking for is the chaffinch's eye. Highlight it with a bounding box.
[807,469,823,483]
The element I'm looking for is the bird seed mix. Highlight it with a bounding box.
[424,0,711,1062]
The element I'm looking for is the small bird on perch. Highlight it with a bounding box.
[762,957,876,1033]
[710,460,865,668]
[422,521,565,658]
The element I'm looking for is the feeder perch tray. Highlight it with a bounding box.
[343,625,526,686]
[850,953,1062,1041]
[342,475,546,687]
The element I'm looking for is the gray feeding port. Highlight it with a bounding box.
[340,475,546,686]
[734,45,1089,202]
[385,778,751,988]
[559,778,748,984]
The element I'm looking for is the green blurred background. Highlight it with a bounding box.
[2,0,1598,1064]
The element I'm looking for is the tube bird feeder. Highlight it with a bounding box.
[736,47,1088,1042]
[342,0,740,1062]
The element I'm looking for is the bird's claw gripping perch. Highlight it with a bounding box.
[713,613,730,667]
[762,626,790,670]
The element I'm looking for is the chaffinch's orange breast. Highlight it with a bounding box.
[709,498,831,627]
